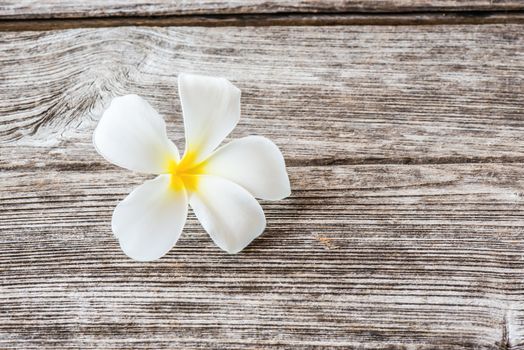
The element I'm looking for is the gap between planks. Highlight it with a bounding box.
[1,11,524,31]
[3,157,524,173]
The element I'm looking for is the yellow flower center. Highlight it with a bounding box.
[164,149,207,192]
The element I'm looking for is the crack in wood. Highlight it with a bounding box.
[500,314,511,350]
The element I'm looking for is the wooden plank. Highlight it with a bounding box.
[0,0,524,20]
[1,24,524,348]
[1,163,523,348]
[0,26,523,169]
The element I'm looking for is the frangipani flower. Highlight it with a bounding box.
[93,73,291,261]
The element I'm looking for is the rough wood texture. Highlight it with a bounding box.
[1,164,523,349]
[1,26,523,168]
[1,0,524,19]
[1,24,524,349]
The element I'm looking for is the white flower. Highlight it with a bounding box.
[93,73,291,261]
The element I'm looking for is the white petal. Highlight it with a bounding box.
[112,175,188,261]
[189,176,266,254]
[204,136,291,200]
[93,94,179,174]
[178,73,240,162]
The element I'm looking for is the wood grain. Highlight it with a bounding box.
[0,26,523,169]
[1,164,524,349]
[1,0,524,20]
[1,24,524,349]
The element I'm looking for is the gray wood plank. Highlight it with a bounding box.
[1,163,523,349]
[1,24,524,348]
[1,0,524,19]
[0,26,523,169]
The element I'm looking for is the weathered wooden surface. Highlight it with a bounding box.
[1,24,524,349]
[1,164,523,349]
[1,0,524,19]
[1,26,523,168]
